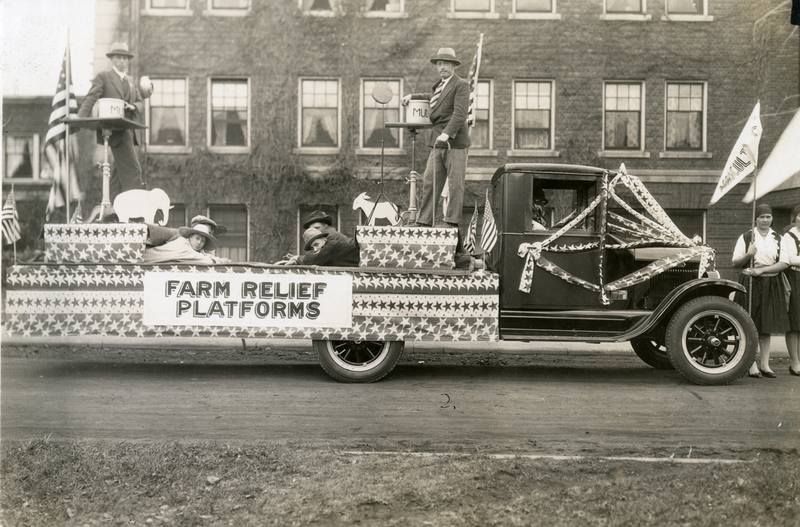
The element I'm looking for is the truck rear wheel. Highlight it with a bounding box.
[313,340,404,383]
[630,338,673,370]
[665,296,757,386]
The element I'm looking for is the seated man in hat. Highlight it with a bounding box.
[532,187,549,231]
[143,215,231,264]
[278,210,360,267]
[78,42,146,201]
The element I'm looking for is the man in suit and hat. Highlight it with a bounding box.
[78,42,145,200]
[279,210,360,267]
[402,47,471,232]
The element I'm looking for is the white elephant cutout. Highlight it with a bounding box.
[113,188,173,225]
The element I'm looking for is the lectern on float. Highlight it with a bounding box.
[66,116,147,221]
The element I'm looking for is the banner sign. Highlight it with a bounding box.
[142,272,353,328]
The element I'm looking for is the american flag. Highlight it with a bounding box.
[480,189,498,253]
[2,189,22,245]
[463,199,479,254]
[70,202,83,224]
[45,42,81,222]
[466,34,483,128]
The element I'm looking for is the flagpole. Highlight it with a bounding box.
[748,167,757,317]
[64,29,71,222]
[12,184,17,265]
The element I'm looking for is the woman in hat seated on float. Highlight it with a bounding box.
[143,215,231,265]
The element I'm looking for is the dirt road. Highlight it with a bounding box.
[2,344,798,458]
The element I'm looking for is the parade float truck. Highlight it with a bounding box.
[3,163,757,386]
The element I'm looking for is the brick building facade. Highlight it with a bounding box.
[9,0,798,276]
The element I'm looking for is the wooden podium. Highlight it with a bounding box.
[386,122,431,224]
[66,117,147,221]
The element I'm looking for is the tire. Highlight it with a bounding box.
[665,296,757,386]
[313,340,404,383]
[630,338,674,370]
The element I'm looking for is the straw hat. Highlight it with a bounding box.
[178,216,227,250]
[106,42,134,58]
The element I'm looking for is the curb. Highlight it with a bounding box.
[1,335,789,358]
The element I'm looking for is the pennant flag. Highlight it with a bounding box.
[2,189,22,245]
[466,34,483,128]
[45,42,82,222]
[70,202,83,224]
[463,199,479,254]
[480,189,498,253]
[709,102,762,205]
[743,107,800,203]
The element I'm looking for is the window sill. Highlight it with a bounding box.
[294,147,340,155]
[508,12,561,20]
[361,11,409,18]
[599,13,652,21]
[147,145,193,154]
[202,9,250,17]
[302,10,337,17]
[446,12,500,19]
[659,151,712,159]
[598,150,650,158]
[660,14,713,22]
[468,149,498,157]
[2,178,52,187]
[141,8,194,16]
[355,147,405,156]
[208,146,250,154]
[507,149,561,158]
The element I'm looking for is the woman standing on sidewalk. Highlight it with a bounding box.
[782,204,800,377]
[732,203,790,378]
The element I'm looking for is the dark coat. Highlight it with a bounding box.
[424,74,471,149]
[78,70,144,147]
[296,230,360,267]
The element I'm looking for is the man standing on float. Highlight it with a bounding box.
[403,47,470,232]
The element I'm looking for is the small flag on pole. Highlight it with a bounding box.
[466,34,483,128]
[480,189,498,253]
[45,41,81,222]
[709,102,762,205]
[70,202,83,224]
[463,199,479,254]
[2,189,22,245]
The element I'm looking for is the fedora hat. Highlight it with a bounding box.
[179,222,218,251]
[303,210,333,230]
[189,215,227,237]
[303,227,328,251]
[429,47,461,66]
[106,42,134,58]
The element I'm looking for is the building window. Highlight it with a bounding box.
[148,78,187,148]
[210,79,249,149]
[604,82,643,150]
[366,0,401,11]
[516,0,552,12]
[301,0,338,12]
[454,0,490,11]
[300,79,340,149]
[666,0,702,14]
[667,209,705,241]
[208,204,248,261]
[149,0,188,7]
[471,80,492,150]
[514,81,552,150]
[4,135,40,179]
[211,0,248,8]
[606,0,642,13]
[362,80,401,149]
[298,205,338,254]
[666,83,704,151]
[164,203,186,229]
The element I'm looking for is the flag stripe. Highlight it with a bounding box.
[463,200,479,254]
[480,189,498,253]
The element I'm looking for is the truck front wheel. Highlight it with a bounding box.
[313,340,404,383]
[665,296,757,386]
